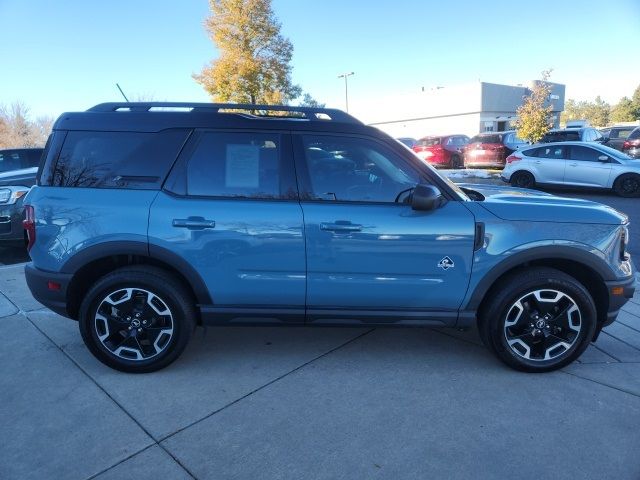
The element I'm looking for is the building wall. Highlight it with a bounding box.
[354,80,566,138]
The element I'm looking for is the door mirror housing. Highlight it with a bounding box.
[598,155,609,162]
[411,184,445,211]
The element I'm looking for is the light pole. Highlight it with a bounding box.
[337,72,354,112]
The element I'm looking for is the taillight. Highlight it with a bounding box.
[623,140,631,149]
[23,205,35,251]
[506,154,521,164]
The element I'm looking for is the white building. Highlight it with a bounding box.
[352,81,565,139]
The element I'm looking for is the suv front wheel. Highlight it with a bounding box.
[479,267,596,372]
[79,266,197,373]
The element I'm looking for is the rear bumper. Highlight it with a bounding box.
[603,275,636,326]
[25,263,73,318]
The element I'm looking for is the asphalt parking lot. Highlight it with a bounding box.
[1,183,639,479]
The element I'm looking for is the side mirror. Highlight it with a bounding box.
[411,184,445,211]
[598,155,609,162]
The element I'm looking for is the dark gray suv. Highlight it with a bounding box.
[0,148,42,243]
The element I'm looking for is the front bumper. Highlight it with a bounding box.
[25,263,73,318]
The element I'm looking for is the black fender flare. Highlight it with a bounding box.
[61,240,212,305]
[465,245,615,311]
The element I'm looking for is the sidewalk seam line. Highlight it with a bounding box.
[592,343,622,362]
[561,370,640,399]
[601,330,640,353]
[21,312,199,480]
[158,328,376,444]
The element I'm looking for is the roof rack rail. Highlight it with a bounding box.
[87,102,362,124]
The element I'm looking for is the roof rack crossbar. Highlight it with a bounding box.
[87,102,361,124]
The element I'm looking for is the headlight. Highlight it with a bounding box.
[0,186,30,205]
[621,225,629,261]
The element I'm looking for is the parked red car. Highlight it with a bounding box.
[463,132,520,168]
[412,135,469,168]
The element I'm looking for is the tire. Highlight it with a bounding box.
[613,173,640,197]
[510,171,535,189]
[478,267,597,372]
[79,266,197,373]
[450,154,462,169]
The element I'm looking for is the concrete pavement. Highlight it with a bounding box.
[1,263,639,479]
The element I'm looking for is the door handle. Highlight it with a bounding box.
[320,221,363,233]
[172,217,216,230]
[534,160,541,164]
[569,163,578,167]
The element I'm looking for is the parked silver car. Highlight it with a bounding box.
[500,142,640,197]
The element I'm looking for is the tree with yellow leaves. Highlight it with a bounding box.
[194,0,301,105]
[515,70,554,144]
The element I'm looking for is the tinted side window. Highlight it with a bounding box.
[186,132,285,199]
[629,129,640,140]
[536,146,565,159]
[568,146,605,162]
[53,129,189,189]
[26,149,43,167]
[300,135,420,203]
[0,151,22,173]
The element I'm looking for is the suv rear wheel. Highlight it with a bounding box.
[479,267,596,372]
[79,266,197,373]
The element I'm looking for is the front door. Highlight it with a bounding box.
[294,133,476,325]
[564,145,613,188]
[149,130,306,323]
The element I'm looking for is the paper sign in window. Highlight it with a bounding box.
[225,144,259,188]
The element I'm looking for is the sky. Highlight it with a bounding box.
[1,0,639,120]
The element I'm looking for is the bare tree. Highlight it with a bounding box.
[0,101,54,148]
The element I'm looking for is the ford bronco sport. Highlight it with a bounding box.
[23,103,635,373]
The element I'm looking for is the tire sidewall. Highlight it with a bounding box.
[614,174,640,198]
[511,171,534,189]
[486,274,596,372]
[79,272,192,372]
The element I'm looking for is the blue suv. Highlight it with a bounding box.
[23,103,635,373]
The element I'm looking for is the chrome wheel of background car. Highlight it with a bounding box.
[94,288,174,361]
[503,289,581,361]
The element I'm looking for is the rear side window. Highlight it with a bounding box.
[532,146,566,159]
[0,149,41,173]
[543,131,580,142]
[185,132,284,199]
[629,128,640,140]
[51,129,189,189]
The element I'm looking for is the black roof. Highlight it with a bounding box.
[53,102,373,134]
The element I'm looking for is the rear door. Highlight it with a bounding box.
[529,145,567,184]
[149,130,306,322]
[564,145,613,187]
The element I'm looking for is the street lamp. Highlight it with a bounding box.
[337,72,355,112]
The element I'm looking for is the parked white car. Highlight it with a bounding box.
[501,142,640,197]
